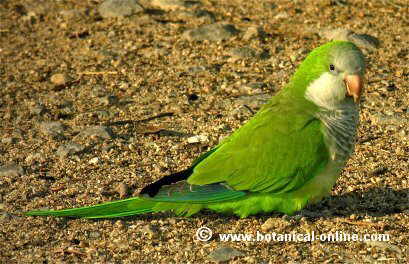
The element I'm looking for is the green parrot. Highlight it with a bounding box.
[26,41,365,218]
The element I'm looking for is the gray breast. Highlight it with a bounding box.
[316,103,359,162]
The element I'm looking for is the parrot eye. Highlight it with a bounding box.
[329,64,336,72]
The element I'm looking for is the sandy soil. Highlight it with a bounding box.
[1,0,409,262]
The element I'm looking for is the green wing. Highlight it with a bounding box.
[187,97,330,194]
[147,181,246,203]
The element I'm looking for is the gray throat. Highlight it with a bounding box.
[316,102,359,162]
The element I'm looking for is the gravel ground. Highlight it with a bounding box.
[1,0,409,263]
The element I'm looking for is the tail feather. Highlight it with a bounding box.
[25,197,156,218]
[25,182,248,218]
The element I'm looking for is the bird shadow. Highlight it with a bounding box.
[301,186,408,219]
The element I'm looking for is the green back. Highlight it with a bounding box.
[187,94,330,193]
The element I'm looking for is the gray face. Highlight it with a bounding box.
[304,46,366,110]
[330,48,366,76]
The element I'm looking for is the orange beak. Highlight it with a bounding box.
[344,74,364,103]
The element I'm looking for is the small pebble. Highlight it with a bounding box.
[142,224,160,239]
[1,137,17,144]
[98,0,143,18]
[261,218,276,232]
[243,26,264,41]
[228,47,258,60]
[187,135,208,143]
[80,126,114,139]
[0,164,24,178]
[40,121,66,137]
[29,103,46,115]
[208,247,245,262]
[151,0,187,11]
[57,142,85,158]
[50,73,70,86]
[115,183,129,198]
[89,157,100,165]
[183,23,239,42]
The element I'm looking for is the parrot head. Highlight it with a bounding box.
[286,41,366,110]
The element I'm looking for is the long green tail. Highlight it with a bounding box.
[25,197,157,219]
[25,182,248,218]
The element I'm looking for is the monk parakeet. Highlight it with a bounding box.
[26,41,365,218]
